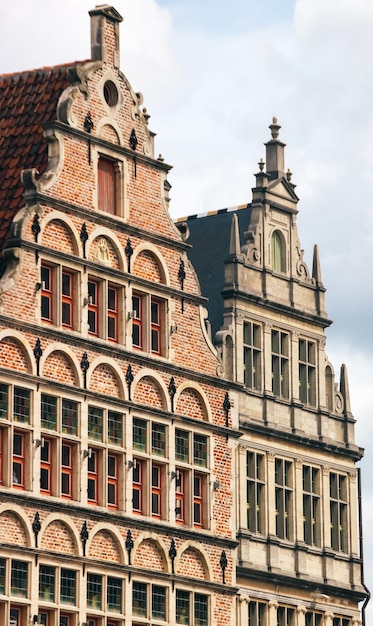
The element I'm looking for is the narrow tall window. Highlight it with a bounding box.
[132,294,142,349]
[61,271,73,328]
[151,297,161,353]
[11,560,28,598]
[249,601,266,626]
[275,458,293,540]
[303,465,320,546]
[61,443,73,499]
[39,565,55,602]
[243,322,261,389]
[87,573,102,610]
[299,339,316,405]
[246,451,265,533]
[41,265,53,322]
[271,330,289,398]
[88,450,99,504]
[108,285,119,341]
[108,453,119,509]
[330,472,348,552]
[12,431,25,489]
[88,280,99,336]
[40,438,52,494]
[272,230,285,273]
[277,606,294,626]
[306,612,323,626]
[175,429,209,528]
[98,156,117,215]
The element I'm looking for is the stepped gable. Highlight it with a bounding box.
[0,62,82,248]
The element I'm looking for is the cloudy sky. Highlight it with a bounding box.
[2,0,373,616]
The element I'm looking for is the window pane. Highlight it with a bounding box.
[88,406,103,441]
[87,573,102,609]
[152,585,166,620]
[13,387,30,424]
[0,383,8,419]
[152,423,166,456]
[11,560,28,597]
[133,418,147,451]
[193,434,207,467]
[176,590,190,625]
[195,594,208,626]
[62,399,78,436]
[108,411,123,446]
[107,577,122,613]
[133,582,147,617]
[39,565,55,601]
[61,569,76,605]
[41,395,58,430]
[176,430,189,462]
[0,558,6,594]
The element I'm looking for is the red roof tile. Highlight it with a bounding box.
[0,62,83,249]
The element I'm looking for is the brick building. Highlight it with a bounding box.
[0,6,239,626]
[0,5,368,626]
[180,121,369,625]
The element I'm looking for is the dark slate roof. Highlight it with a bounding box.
[178,204,252,338]
[0,62,83,249]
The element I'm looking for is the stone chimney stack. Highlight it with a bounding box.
[89,5,123,68]
[265,117,286,180]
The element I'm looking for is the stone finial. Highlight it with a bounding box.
[229,213,241,257]
[312,244,323,286]
[340,363,352,415]
[269,116,281,139]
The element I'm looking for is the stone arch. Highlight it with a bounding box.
[132,244,169,285]
[96,116,123,146]
[271,229,286,273]
[87,229,124,271]
[41,212,80,256]
[0,330,34,374]
[133,536,168,572]
[40,345,81,386]
[88,526,123,563]
[87,357,125,399]
[176,543,212,581]
[133,371,167,410]
[40,515,79,555]
[175,383,210,422]
[0,506,32,546]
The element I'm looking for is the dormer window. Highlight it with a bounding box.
[271,230,286,273]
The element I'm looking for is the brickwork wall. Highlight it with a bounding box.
[40,520,76,554]
[0,337,29,372]
[89,363,121,397]
[177,547,207,580]
[0,511,28,545]
[88,529,121,562]
[42,351,77,385]
[133,375,165,409]
[133,538,166,571]
[133,250,163,283]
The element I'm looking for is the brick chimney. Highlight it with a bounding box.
[89,4,123,68]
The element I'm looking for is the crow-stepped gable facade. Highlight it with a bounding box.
[0,6,239,626]
[0,5,368,626]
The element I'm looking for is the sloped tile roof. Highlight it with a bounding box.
[0,62,82,249]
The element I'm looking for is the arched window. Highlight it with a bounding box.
[271,230,286,273]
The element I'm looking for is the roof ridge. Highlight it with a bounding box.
[175,203,250,223]
[0,59,89,81]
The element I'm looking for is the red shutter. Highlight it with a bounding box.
[98,157,116,214]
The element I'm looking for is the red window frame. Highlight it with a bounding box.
[41,265,53,323]
[12,431,25,489]
[151,298,161,354]
[88,449,99,504]
[88,280,99,336]
[132,459,143,514]
[40,438,52,494]
[108,453,118,509]
[61,442,73,499]
[132,294,143,349]
[193,473,203,527]
[98,156,117,215]
[151,463,162,518]
[61,270,74,328]
[107,285,119,342]
[175,469,186,524]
